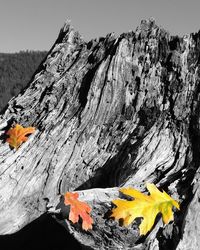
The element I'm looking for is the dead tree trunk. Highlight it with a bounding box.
[0,19,200,249]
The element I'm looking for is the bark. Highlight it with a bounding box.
[0,19,200,249]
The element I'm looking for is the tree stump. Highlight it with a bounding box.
[0,19,200,249]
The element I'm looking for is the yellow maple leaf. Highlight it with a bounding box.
[6,124,35,149]
[111,183,180,235]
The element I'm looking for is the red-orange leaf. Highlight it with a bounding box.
[6,124,35,149]
[64,192,93,231]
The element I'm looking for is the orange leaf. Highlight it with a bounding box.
[64,192,93,231]
[6,124,35,149]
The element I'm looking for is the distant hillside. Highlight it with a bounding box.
[0,50,47,112]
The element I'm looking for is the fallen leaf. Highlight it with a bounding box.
[111,183,180,235]
[6,124,35,149]
[64,192,93,231]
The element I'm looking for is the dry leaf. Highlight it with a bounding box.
[6,124,35,149]
[111,183,180,235]
[64,192,93,231]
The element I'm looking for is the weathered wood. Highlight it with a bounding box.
[0,19,200,249]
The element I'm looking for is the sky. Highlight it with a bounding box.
[0,0,200,52]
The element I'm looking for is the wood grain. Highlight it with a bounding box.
[0,19,200,249]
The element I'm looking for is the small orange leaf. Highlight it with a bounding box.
[64,192,93,231]
[6,124,35,149]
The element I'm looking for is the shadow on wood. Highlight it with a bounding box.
[0,214,82,250]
